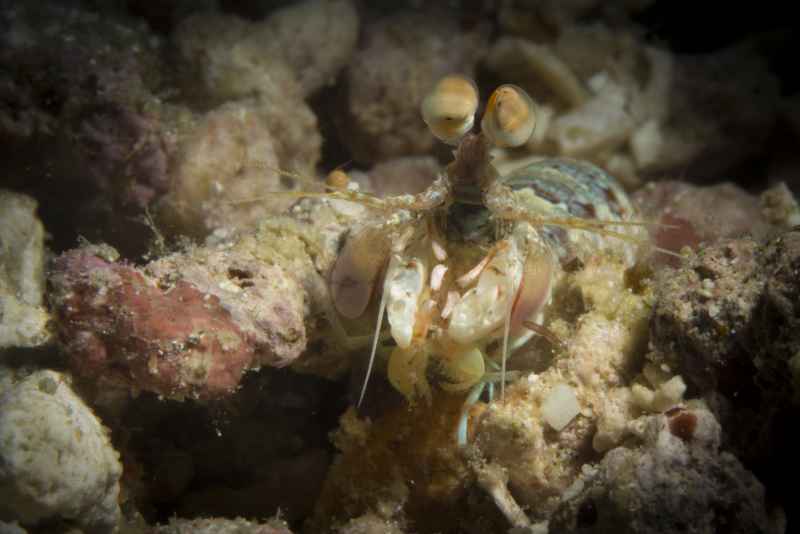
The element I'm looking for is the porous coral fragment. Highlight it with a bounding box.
[50,248,254,399]
[0,191,50,348]
[549,407,783,534]
[0,370,123,532]
[164,1,355,236]
[48,242,305,400]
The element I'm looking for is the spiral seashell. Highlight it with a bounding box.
[481,84,536,148]
[421,75,479,145]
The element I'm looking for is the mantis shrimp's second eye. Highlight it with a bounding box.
[481,84,536,148]
[420,75,479,145]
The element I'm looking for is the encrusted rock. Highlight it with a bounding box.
[171,1,354,198]
[760,182,800,228]
[1,1,338,250]
[0,370,122,533]
[249,0,358,96]
[755,228,800,397]
[174,0,357,99]
[0,191,50,348]
[153,516,293,534]
[633,181,775,263]
[650,223,799,407]
[145,247,307,368]
[49,243,306,399]
[549,407,783,534]
[651,237,764,392]
[334,513,408,534]
[155,99,301,237]
[650,228,800,519]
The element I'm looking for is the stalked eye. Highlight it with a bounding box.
[481,84,536,148]
[421,75,479,145]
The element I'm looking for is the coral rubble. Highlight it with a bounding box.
[153,516,293,534]
[0,370,122,532]
[0,191,50,348]
[49,241,306,400]
[549,406,783,534]
[650,228,800,514]
[0,0,796,532]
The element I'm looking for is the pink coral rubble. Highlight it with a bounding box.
[50,248,256,399]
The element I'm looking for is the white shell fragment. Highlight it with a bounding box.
[541,383,580,431]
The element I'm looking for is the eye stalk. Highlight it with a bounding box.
[421,75,480,145]
[481,84,536,148]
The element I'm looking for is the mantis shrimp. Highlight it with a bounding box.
[292,75,655,444]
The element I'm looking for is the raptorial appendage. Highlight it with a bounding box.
[337,209,558,409]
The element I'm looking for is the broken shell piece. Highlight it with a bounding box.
[421,75,479,145]
[481,84,537,148]
[541,383,580,431]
